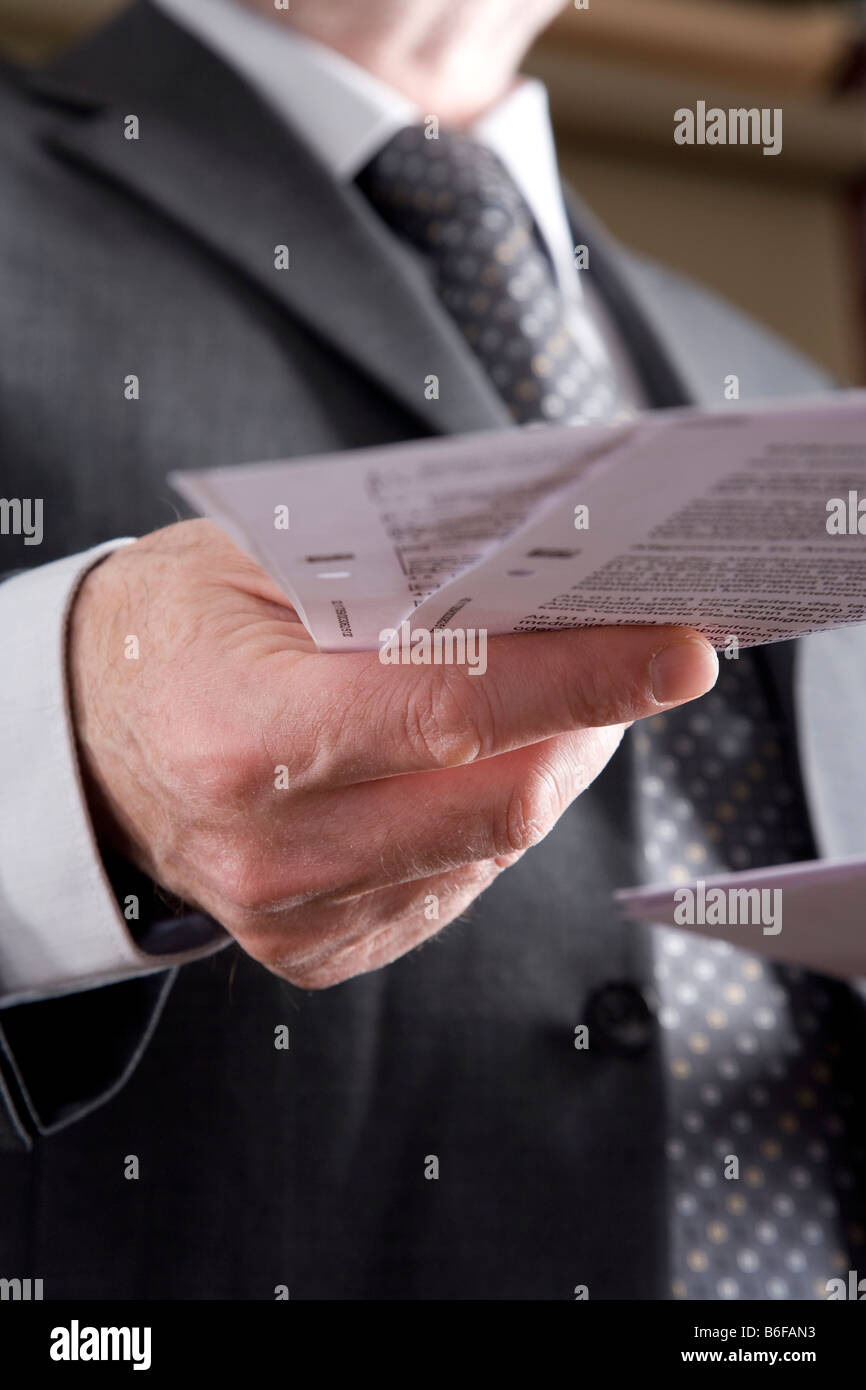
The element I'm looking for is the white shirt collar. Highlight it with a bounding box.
[152,0,580,297]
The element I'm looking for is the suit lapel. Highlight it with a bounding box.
[29,1,510,438]
[29,2,689,440]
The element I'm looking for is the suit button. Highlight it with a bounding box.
[585,982,654,1056]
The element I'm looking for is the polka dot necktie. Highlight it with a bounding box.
[633,652,866,1299]
[357,125,629,425]
[361,123,866,1298]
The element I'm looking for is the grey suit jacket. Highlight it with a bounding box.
[0,0,863,1299]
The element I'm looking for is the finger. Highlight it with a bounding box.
[276,624,716,787]
[325,725,626,893]
[257,859,503,990]
[199,726,626,913]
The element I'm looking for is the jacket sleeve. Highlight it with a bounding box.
[0,551,228,1151]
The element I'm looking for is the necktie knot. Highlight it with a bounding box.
[358,123,627,426]
[358,125,533,254]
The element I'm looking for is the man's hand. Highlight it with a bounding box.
[68,521,718,988]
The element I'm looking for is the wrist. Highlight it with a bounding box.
[66,550,135,861]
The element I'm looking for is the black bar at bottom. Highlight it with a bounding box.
[0,1297,861,1377]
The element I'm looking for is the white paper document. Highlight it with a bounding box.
[615,858,866,981]
[171,390,866,977]
[172,391,866,653]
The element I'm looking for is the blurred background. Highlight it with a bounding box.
[2,0,865,382]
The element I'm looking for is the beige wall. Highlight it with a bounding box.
[561,150,860,383]
[0,0,122,61]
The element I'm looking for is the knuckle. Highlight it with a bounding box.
[400,673,492,769]
[280,935,372,992]
[282,962,339,991]
[206,843,271,913]
[498,764,565,856]
[168,719,260,805]
[204,835,316,917]
[564,661,643,730]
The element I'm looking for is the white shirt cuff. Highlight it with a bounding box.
[0,543,228,1008]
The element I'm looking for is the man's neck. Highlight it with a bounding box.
[237,0,566,126]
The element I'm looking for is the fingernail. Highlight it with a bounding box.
[650,638,718,706]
